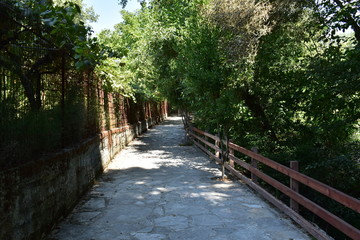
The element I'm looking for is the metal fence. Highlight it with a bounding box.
[0,16,167,170]
[0,42,168,170]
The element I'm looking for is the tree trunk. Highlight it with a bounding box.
[34,71,42,110]
[240,87,278,142]
[19,72,39,111]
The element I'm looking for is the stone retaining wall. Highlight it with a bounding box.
[0,117,163,240]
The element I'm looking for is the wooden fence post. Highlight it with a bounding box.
[251,147,258,184]
[290,161,299,213]
[229,140,234,168]
[215,133,220,158]
[204,129,209,150]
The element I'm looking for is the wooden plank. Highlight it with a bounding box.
[229,147,234,168]
[192,129,360,239]
[249,166,360,240]
[191,127,220,141]
[192,136,207,152]
[189,132,221,152]
[229,154,250,171]
[227,153,360,239]
[190,132,217,151]
[215,137,220,158]
[290,161,299,213]
[251,147,259,184]
[228,153,360,239]
[192,139,222,164]
[229,142,360,213]
[224,164,332,240]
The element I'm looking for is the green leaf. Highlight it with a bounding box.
[43,18,57,27]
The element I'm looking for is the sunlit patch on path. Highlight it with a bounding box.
[49,117,310,240]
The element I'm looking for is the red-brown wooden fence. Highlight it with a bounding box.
[189,126,360,240]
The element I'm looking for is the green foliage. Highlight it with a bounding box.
[107,0,359,170]
[0,0,104,112]
[314,0,360,43]
[0,88,90,169]
[53,0,99,23]
[103,1,359,238]
[1,0,359,237]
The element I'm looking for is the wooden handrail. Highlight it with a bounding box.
[189,126,360,240]
[189,131,221,153]
[228,142,360,214]
[192,139,222,164]
[191,127,220,141]
[224,163,331,240]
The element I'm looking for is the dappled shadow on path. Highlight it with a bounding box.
[49,117,311,240]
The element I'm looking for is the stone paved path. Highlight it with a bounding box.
[49,117,310,240]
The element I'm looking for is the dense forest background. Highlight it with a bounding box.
[1,0,359,239]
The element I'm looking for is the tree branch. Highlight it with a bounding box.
[332,0,360,43]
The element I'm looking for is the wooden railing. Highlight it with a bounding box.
[189,126,360,240]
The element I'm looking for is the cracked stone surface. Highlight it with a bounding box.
[48,117,310,240]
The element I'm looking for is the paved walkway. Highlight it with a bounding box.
[49,117,310,240]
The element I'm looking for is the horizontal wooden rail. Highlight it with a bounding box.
[229,154,249,170]
[189,126,360,240]
[189,131,221,153]
[191,127,220,141]
[192,137,222,164]
[229,152,359,237]
[249,164,359,239]
[228,142,360,214]
[224,163,331,240]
